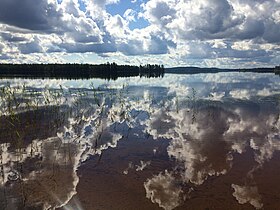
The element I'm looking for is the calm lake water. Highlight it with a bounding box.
[0,72,279,210]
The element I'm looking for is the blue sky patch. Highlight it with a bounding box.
[106,0,149,29]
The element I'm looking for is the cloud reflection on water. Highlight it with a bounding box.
[0,72,279,209]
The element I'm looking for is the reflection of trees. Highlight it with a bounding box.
[0,63,165,80]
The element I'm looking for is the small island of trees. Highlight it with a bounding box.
[0,63,165,80]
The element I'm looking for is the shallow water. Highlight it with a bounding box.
[0,72,279,210]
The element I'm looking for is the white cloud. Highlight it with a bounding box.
[142,74,280,185]
[144,171,184,210]
[0,0,280,68]
[0,84,136,209]
[124,9,137,22]
[232,184,263,209]
[135,160,151,171]
[229,89,252,100]
[139,0,280,66]
[166,108,233,185]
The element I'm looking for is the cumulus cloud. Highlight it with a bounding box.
[133,74,279,209]
[166,107,234,185]
[123,160,151,174]
[88,0,120,8]
[143,73,280,185]
[144,171,184,210]
[0,0,279,66]
[135,160,151,171]
[139,0,280,67]
[18,38,44,54]
[232,184,263,209]
[142,0,280,43]
[124,9,137,22]
[0,0,62,32]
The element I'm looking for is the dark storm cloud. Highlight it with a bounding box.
[0,0,62,32]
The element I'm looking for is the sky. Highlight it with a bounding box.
[0,0,279,68]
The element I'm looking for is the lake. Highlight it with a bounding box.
[0,72,279,210]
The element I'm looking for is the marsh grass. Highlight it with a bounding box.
[0,81,201,209]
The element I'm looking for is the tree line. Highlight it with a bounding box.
[0,63,165,80]
[275,66,280,75]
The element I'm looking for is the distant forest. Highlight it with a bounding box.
[166,66,280,75]
[0,63,165,80]
[0,63,278,80]
[275,66,280,74]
